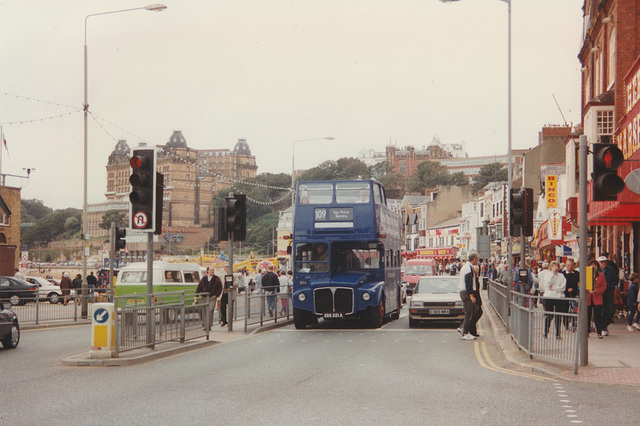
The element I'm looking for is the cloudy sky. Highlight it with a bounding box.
[1,0,584,210]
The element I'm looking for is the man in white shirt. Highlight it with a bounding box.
[458,252,480,340]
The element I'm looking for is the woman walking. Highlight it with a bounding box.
[541,261,566,339]
[587,259,607,338]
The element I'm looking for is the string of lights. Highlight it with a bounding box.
[0,109,81,126]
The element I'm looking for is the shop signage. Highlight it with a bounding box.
[546,175,558,208]
[548,209,563,241]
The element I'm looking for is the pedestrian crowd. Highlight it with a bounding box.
[484,252,640,341]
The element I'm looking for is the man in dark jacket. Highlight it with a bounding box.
[194,267,223,329]
[261,264,280,317]
[598,254,619,335]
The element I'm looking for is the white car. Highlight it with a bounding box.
[408,276,464,327]
[24,276,62,304]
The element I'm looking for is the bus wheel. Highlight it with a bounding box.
[293,307,307,329]
[369,298,384,328]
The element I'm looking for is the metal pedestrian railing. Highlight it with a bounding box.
[113,290,210,357]
[1,292,93,325]
[242,284,292,332]
[487,279,579,366]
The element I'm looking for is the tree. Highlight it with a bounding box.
[21,208,82,247]
[21,199,53,223]
[99,210,128,229]
[472,162,508,194]
[297,157,371,182]
[449,171,470,186]
[409,160,452,192]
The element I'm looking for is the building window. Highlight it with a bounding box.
[0,213,9,226]
[597,110,614,141]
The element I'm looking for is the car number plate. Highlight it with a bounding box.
[323,313,343,319]
[429,309,450,315]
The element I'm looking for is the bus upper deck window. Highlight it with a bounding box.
[298,183,333,204]
[336,182,370,203]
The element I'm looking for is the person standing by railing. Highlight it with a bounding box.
[541,261,566,340]
[193,267,222,330]
[262,264,280,317]
[587,259,607,339]
[626,273,640,332]
[562,259,579,331]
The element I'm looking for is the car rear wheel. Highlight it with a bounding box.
[48,293,60,304]
[9,295,21,306]
[1,323,20,349]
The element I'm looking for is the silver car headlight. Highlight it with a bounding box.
[362,292,371,301]
[410,301,423,307]
[455,301,463,306]
[297,293,306,302]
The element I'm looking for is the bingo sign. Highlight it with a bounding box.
[546,175,558,209]
[132,211,149,229]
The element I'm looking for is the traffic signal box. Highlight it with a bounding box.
[592,143,625,201]
[509,187,533,238]
[129,149,156,232]
[114,227,126,251]
[221,194,247,242]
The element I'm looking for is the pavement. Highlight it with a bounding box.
[482,290,640,387]
[61,317,293,367]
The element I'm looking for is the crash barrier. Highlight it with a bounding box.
[488,279,579,365]
[113,291,210,357]
[242,284,292,332]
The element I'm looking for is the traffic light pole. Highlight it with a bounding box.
[578,135,588,368]
[109,222,115,302]
[146,231,154,347]
[228,233,234,332]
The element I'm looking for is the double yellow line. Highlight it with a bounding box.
[473,338,556,382]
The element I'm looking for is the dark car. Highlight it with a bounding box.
[0,276,38,306]
[0,301,20,349]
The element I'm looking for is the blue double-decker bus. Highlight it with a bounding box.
[291,179,403,329]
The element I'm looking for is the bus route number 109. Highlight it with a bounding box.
[315,209,327,221]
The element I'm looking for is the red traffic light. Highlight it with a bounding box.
[592,143,625,201]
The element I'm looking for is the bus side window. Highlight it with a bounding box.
[373,184,382,205]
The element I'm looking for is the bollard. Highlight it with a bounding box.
[90,302,115,359]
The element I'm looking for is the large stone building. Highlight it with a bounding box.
[86,131,258,257]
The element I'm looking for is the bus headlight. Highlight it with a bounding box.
[297,293,307,302]
[362,292,371,302]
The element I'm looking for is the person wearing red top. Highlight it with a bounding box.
[587,259,607,339]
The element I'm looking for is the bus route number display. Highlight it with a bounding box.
[315,208,353,222]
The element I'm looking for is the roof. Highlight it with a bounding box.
[233,138,252,156]
[403,195,428,206]
[430,216,461,229]
[166,130,188,148]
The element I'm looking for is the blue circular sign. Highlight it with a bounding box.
[94,308,109,324]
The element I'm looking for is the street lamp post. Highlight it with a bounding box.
[439,0,512,283]
[291,137,335,206]
[82,4,166,318]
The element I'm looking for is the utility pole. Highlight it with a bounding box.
[578,135,589,369]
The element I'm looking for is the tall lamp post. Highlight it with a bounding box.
[440,0,512,280]
[291,137,335,206]
[82,4,166,318]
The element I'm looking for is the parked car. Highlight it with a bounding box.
[408,276,464,327]
[0,277,38,306]
[0,301,20,349]
[24,276,62,304]
[47,278,61,286]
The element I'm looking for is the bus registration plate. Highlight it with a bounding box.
[429,309,450,315]
[323,313,343,319]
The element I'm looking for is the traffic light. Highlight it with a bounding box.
[509,188,524,236]
[214,206,226,242]
[522,187,534,237]
[224,193,247,241]
[129,149,156,231]
[114,227,126,251]
[592,143,625,201]
[154,172,164,235]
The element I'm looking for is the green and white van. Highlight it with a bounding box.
[115,261,206,303]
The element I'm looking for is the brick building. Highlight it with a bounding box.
[579,0,640,273]
[0,185,21,275]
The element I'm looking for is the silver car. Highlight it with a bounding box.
[24,276,62,304]
[408,276,464,327]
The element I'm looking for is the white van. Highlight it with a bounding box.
[115,261,205,299]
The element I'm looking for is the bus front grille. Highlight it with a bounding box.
[314,287,354,315]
